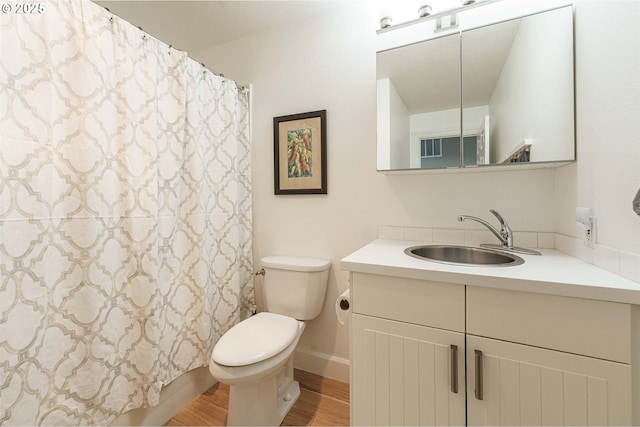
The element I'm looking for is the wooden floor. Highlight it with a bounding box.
[166,369,350,426]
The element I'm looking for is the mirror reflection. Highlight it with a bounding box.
[377,33,460,170]
[377,6,575,171]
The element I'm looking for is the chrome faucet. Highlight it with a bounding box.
[458,209,541,255]
[458,209,513,248]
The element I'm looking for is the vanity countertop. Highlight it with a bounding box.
[340,239,640,305]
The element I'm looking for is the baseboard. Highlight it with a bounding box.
[110,367,216,426]
[294,348,350,383]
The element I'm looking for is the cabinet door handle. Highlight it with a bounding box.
[474,349,484,400]
[450,344,458,394]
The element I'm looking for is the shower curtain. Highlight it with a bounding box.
[0,1,253,425]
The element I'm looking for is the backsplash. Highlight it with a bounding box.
[378,225,556,249]
[377,226,640,284]
[555,234,640,284]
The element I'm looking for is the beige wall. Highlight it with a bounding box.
[196,0,640,381]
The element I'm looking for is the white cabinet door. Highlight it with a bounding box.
[467,335,632,426]
[352,314,465,426]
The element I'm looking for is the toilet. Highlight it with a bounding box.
[209,255,331,426]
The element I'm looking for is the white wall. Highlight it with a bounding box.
[410,107,460,139]
[388,79,411,169]
[556,0,640,255]
[378,78,411,169]
[377,79,392,169]
[410,105,488,139]
[196,0,640,381]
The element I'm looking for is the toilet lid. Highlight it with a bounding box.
[211,312,299,367]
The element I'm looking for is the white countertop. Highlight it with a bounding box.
[340,239,640,305]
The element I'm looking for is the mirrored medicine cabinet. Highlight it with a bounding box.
[376,4,575,172]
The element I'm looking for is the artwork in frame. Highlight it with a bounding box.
[273,110,327,195]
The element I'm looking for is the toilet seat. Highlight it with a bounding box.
[212,312,299,367]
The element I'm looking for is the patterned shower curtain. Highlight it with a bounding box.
[0,1,253,425]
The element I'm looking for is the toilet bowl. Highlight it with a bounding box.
[209,313,305,426]
[208,256,330,426]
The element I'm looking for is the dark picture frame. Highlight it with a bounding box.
[273,110,327,195]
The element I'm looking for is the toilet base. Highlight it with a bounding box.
[278,380,301,423]
[226,358,300,426]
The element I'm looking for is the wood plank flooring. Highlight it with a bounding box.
[166,369,350,426]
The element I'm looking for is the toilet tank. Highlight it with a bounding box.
[260,256,330,320]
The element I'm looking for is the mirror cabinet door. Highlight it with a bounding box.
[376,5,575,172]
[377,33,460,170]
[461,6,575,166]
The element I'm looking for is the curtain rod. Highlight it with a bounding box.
[103,6,249,92]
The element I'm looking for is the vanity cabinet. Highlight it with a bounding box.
[350,273,633,426]
[466,336,630,426]
[352,315,465,425]
[466,286,631,425]
[351,273,466,425]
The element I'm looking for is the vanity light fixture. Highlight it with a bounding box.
[418,4,432,18]
[379,0,492,32]
[379,16,392,29]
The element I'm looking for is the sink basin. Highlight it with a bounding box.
[405,245,524,267]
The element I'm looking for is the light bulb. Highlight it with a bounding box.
[418,4,432,17]
[379,16,392,29]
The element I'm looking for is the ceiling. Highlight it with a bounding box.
[95,0,519,112]
[94,0,352,56]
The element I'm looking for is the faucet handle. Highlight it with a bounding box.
[489,209,508,226]
[489,209,513,247]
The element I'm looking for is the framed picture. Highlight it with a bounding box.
[273,110,327,195]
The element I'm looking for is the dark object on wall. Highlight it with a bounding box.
[273,110,327,195]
